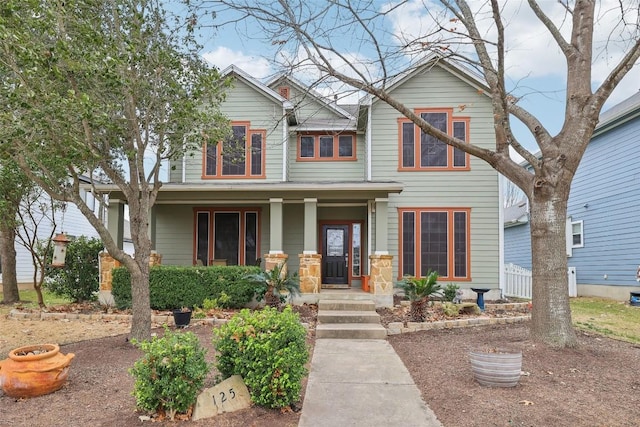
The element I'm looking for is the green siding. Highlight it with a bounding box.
[288,134,366,181]
[183,78,285,183]
[370,64,500,288]
[154,205,194,265]
[155,203,271,266]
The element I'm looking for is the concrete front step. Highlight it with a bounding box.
[318,299,376,312]
[316,323,387,339]
[317,310,381,324]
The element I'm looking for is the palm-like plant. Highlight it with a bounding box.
[243,262,300,308]
[398,271,442,322]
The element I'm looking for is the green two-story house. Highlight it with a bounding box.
[104,55,501,307]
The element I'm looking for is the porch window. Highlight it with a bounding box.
[194,208,260,266]
[398,108,469,171]
[352,223,361,277]
[297,133,356,161]
[203,121,266,179]
[399,208,470,280]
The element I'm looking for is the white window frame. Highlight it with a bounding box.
[571,220,584,248]
[566,218,584,257]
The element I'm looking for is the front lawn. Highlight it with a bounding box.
[571,297,640,344]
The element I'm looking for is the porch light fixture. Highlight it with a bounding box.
[51,233,71,267]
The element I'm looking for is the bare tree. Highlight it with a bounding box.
[195,0,640,347]
[14,188,62,308]
[503,179,525,208]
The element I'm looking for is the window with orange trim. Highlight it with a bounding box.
[194,208,260,266]
[297,133,356,161]
[398,109,469,171]
[399,208,470,280]
[204,122,265,178]
[278,86,290,99]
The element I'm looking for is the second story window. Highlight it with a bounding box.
[398,108,469,171]
[204,121,266,179]
[297,133,356,161]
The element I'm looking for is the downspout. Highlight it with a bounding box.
[498,174,505,298]
[366,100,372,181]
[282,107,288,181]
[181,141,187,183]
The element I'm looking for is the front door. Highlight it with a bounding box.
[321,224,349,286]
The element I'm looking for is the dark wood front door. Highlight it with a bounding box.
[321,224,349,286]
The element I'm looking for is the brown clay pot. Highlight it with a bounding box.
[0,344,75,398]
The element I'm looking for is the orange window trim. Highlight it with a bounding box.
[296,133,357,161]
[397,108,470,172]
[397,207,471,281]
[192,207,261,266]
[201,121,266,179]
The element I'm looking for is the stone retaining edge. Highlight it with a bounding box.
[7,309,231,327]
[385,315,531,335]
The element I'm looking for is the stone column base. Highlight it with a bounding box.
[263,253,289,273]
[369,254,394,295]
[298,253,321,294]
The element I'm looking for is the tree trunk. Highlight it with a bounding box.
[0,225,20,304]
[129,256,152,341]
[529,194,578,348]
[410,299,427,322]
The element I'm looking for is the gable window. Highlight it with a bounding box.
[399,208,470,280]
[278,86,290,99]
[297,133,356,161]
[398,108,469,171]
[194,208,260,266]
[203,121,265,179]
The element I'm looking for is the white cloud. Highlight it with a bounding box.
[385,0,639,88]
[202,46,273,79]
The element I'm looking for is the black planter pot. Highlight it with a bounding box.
[173,309,192,328]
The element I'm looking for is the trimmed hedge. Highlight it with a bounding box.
[112,265,261,310]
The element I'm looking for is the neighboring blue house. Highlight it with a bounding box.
[504,92,640,300]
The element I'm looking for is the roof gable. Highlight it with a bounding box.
[267,74,355,121]
[360,53,490,106]
[221,65,293,110]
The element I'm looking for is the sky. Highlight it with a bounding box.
[171,0,640,157]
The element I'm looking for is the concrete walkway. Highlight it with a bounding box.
[298,339,443,427]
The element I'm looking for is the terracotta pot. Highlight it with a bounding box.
[0,344,75,398]
[469,349,522,387]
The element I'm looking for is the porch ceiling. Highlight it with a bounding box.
[93,180,403,203]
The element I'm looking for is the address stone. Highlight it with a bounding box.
[192,375,252,421]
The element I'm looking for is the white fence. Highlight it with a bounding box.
[503,263,577,299]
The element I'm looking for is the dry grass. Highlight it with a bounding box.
[571,296,640,343]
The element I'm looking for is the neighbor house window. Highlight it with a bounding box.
[297,133,356,161]
[194,208,260,266]
[571,220,584,248]
[398,108,469,171]
[399,208,470,280]
[203,121,265,178]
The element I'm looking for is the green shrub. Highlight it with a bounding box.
[213,306,309,409]
[44,236,103,302]
[112,265,261,310]
[441,302,461,316]
[130,328,209,420]
[443,283,460,302]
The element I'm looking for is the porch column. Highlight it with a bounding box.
[303,198,318,253]
[374,198,388,254]
[369,254,394,307]
[269,198,284,253]
[298,253,321,293]
[107,199,125,249]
